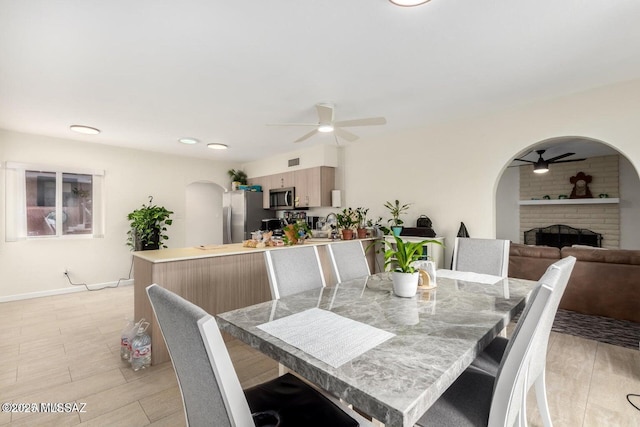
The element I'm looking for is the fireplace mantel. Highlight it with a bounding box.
[518,198,619,206]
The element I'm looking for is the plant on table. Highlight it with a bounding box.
[127,196,173,251]
[384,199,411,236]
[381,234,443,297]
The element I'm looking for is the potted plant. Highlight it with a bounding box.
[381,234,443,297]
[384,199,411,236]
[227,169,248,190]
[127,196,174,251]
[336,207,357,240]
[282,220,311,246]
[366,216,384,237]
[355,207,369,239]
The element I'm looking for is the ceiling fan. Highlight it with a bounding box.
[267,103,386,143]
[513,149,586,173]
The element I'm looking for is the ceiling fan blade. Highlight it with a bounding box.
[334,127,359,142]
[333,117,387,127]
[266,123,318,127]
[316,103,334,124]
[551,158,586,164]
[512,158,536,164]
[294,129,319,143]
[546,152,575,162]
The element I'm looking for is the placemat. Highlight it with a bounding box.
[437,269,504,285]
[257,308,395,368]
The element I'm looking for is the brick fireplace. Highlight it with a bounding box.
[519,155,620,249]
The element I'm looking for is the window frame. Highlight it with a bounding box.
[4,162,105,241]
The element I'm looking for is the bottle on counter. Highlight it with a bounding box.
[130,321,151,371]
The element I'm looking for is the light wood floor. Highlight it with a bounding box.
[1,285,638,426]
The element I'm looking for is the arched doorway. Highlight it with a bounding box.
[496,136,640,250]
[185,181,225,246]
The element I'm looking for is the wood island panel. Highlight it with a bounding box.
[135,251,271,365]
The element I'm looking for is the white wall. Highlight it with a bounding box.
[185,182,225,246]
[496,167,520,243]
[0,130,237,300]
[620,155,640,249]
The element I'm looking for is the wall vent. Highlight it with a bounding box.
[288,158,300,167]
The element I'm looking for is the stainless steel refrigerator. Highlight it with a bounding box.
[222,190,266,244]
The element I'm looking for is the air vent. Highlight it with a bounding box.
[288,158,300,167]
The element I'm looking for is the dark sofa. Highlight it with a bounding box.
[508,243,640,323]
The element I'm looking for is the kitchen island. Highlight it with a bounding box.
[133,238,377,365]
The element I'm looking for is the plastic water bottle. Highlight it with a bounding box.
[120,319,135,361]
[130,322,151,371]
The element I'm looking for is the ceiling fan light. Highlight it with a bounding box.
[207,143,228,150]
[534,163,549,174]
[318,124,334,133]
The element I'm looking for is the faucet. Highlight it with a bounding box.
[324,213,338,239]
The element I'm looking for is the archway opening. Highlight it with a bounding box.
[496,136,640,250]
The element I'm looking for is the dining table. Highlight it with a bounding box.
[216,270,539,427]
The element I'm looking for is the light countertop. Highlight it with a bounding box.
[133,237,376,263]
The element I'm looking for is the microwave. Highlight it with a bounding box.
[269,187,295,209]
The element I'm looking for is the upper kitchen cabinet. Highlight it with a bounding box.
[294,167,335,208]
[248,167,336,209]
[272,171,294,189]
[247,176,269,208]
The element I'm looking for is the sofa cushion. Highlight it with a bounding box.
[561,247,640,265]
[508,243,560,282]
[510,243,561,259]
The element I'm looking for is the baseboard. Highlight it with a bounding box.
[0,279,134,303]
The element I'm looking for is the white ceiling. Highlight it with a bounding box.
[1,1,639,163]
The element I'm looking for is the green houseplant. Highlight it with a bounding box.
[381,234,443,297]
[384,199,411,236]
[127,196,174,251]
[282,220,311,246]
[336,207,358,240]
[355,207,369,239]
[227,169,248,190]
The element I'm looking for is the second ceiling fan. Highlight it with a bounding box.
[513,149,585,173]
[268,103,386,143]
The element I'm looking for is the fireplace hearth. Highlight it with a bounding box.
[524,224,602,249]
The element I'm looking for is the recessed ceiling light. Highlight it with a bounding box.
[207,143,228,150]
[389,0,430,6]
[178,137,199,145]
[70,125,100,135]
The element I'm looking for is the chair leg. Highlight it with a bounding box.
[534,372,553,427]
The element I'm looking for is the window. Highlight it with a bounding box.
[4,162,104,240]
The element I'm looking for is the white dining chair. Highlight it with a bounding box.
[264,245,326,299]
[469,256,575,427]
[146,284,371,427]
[416,256,575,427]
[327,241,371,283]
[452,237,510,277]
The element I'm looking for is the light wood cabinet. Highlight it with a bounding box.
[250,167,335,208]
[295,166,335,208]
[248,176,269,208]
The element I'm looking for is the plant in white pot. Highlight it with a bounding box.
[382,234,443,297]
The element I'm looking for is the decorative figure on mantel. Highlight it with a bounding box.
[569,171,593,199]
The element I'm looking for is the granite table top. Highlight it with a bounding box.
[216,272,538,427]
